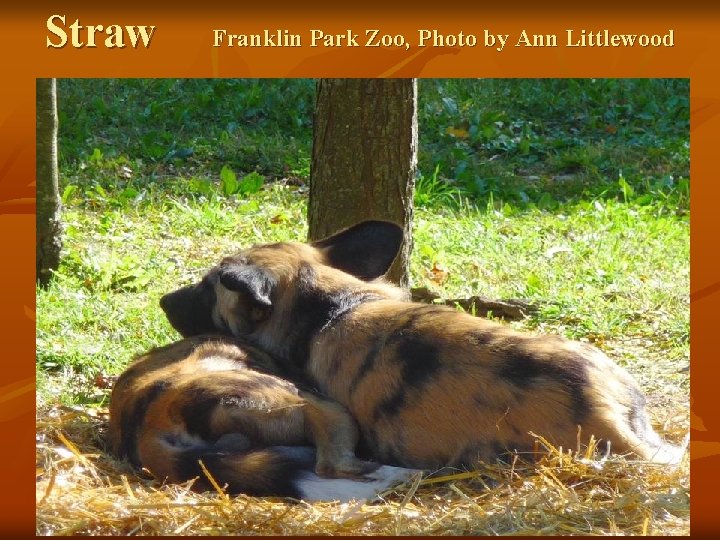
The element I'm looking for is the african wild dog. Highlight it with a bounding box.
[160,220,685,470]
[108,334,416,500]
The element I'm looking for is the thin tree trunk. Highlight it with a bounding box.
[36,78,62,286]
[308,78,417,288]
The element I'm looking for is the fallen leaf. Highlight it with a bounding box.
[428,262,449,286]
[446,127,469,139]
[94,373,118,390]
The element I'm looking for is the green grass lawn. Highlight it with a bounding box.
[36,182,689,409]
[37,78,689,409]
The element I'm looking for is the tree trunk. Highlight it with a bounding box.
[308,78,417,288]
[36,78,62,287]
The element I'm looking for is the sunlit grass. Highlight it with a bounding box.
[37,179,688,407]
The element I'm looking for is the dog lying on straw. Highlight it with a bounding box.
[160,220,684,471]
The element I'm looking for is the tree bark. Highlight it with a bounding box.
[308,79,417,288]
[36,78,62,287]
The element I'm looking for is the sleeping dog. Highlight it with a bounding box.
[159,220,684,470]
[108,334,416,501]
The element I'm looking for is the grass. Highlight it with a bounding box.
[36,185,690,410]
[36,78,689,535]
[417,79,689,206]
[56,78,689,211]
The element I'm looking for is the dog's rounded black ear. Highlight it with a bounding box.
[311,220,404,280]
[160,282,217,337]
[217,263,276,308]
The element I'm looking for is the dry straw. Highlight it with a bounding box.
[36,404,689,536]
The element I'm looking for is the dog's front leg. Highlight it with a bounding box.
[300,391,379,479]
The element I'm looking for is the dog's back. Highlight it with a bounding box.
[313,299,684,467]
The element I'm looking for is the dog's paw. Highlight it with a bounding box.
[315,457,380,480]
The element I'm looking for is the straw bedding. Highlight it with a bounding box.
[36,397,688,536]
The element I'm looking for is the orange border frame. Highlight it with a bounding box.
[2,3,717,535]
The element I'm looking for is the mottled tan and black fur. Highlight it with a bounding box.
[108,335,385,498]
[160,221,684,470]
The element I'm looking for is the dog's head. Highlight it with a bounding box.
[160,220,404,338]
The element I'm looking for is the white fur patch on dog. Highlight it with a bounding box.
[197,356,244,372]
[295,465,420,503]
